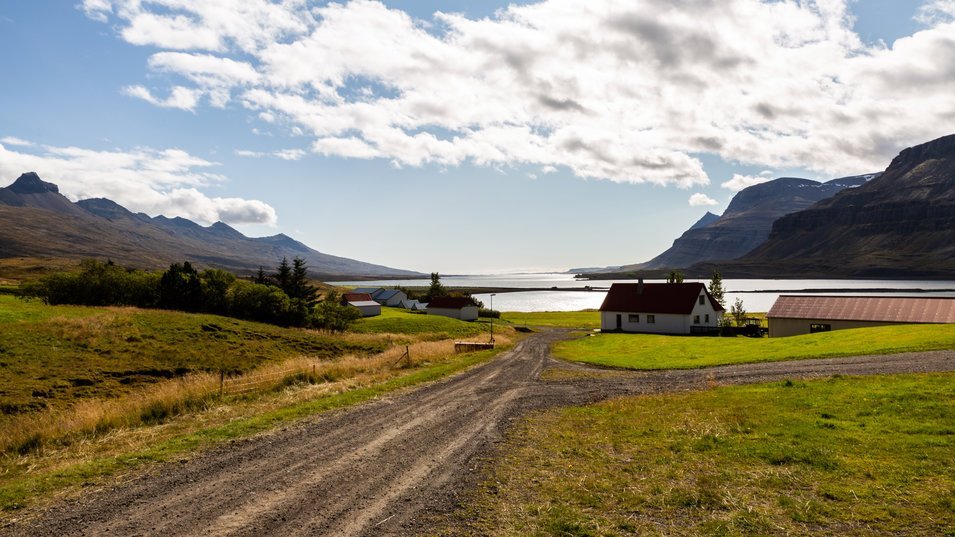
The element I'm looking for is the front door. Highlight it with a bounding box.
[615,314,622,331]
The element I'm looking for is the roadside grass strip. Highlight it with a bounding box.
[467,373,955,536]
[500,310,601,330]
[554,324,955,369]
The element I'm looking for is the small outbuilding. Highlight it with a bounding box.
[767,295,955,337]
[599,281,724,335]
[427,296,479,321]
[374,289,408,307]
[341,292,381,317]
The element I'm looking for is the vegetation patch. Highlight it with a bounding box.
[351,307,490,338]
[500,310,600,329]
[554,324,955,369]
[462,373,955,536]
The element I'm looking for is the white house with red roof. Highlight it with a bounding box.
[341,292,381,317]
[599,281,724,335]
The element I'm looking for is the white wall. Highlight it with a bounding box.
[356,304,381,317]
[428,306,479,321]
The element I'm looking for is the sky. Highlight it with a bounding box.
[0,0,953,274]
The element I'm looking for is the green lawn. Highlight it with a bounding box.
[350,306,491,338]
[554,324,955,369]
[465,373,955,536]
[0,295,384,415]
[500,310,600,329]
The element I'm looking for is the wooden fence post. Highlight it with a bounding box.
[219,369,225,398]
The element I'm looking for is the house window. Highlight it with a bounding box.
[699,295,705,305]
[647,315,656,324]
[705,314,710,323]
[628,314,640,323]
[810,323,831,333]
[694,315,700,324]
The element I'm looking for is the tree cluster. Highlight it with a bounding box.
[19,258,360,332]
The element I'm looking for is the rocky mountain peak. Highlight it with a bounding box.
[8,172,59,195]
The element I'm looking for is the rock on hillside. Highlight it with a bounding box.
[727,134,955,277]
[631,174,874,270]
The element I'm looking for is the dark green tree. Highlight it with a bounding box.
[312,290,361,332]
[273,257,292,295]
[425,272,448,302]
[667,271,685,284]
[252,266,270,285]
[731,297,748,327]
[200,268,236,314]
[708,269,725,309]
[159,262,202,311]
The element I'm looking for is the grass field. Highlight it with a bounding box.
[0,294,516,515]
[351,307,493,338]
[554,324,955,369]
[500,310,600,329]
[0,295,386,415]
[465,373,955,536]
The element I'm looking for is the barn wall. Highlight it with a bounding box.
[767,318,905,337]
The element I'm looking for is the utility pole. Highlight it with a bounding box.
[490,293,496,343]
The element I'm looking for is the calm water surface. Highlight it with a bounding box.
[328,274,955,313]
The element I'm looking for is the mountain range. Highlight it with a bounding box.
[0,173,422,279]
[626,174,876,271]
[580,133,955,279]
[712,133,955,278]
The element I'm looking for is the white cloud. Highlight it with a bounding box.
[0,140,277,225]
[721,174,773,191]
[916,1,955,25]
[0,136,33,147]
[123,85,201,111]
[86,0,955,186]
[689,193,719,207]
[235,148,306,161]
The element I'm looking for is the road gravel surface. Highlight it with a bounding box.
[4,330,953,536]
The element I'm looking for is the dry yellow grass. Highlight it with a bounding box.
[0,331,513,457]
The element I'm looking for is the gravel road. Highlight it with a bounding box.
[4,331,953,536]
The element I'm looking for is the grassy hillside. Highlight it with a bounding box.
[0,295,384,415]
[554,324,955,369]
[465,373,955,535]
[0,295,516,515]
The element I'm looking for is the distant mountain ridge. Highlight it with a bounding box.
[715,133,955,277]
[0,172,422,278]
[611,174,875,271]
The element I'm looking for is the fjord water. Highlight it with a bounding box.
[328,274,955,312]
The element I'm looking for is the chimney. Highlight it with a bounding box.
[637,278,644,294]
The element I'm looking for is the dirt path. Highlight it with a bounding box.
[4,331,954,536]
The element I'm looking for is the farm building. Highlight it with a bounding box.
[767,295,955,337]
[427,297,479,321]
[599,281,724,335]
[351,287,385,297]
[340,292,381,317]
[374,289,407,307]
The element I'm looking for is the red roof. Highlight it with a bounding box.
[427,296,477,309]
[342,292,374,302]
[599,282,724,314]
[768,295,955,323]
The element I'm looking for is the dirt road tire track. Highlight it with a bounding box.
[4,331,953,536]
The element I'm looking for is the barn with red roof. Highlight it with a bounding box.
[599,281,724,334]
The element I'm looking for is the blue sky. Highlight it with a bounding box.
[1,1,952,274]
